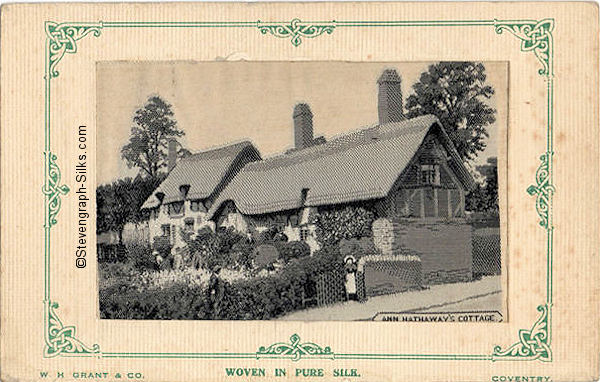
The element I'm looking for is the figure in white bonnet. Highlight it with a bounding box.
[344,255,358,301]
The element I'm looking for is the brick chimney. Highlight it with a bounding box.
[377,69,404,124]
[293,103,314,150]
[167,139,177,172]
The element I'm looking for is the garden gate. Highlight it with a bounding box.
[315,269,346,306]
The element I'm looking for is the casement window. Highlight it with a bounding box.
[189,200,206,212]
[167,201,184,216]
[161,224,171,237]
[420,164,440,186]
[299,226,310,241]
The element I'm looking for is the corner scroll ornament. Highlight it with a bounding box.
[257,19,336,47]
[44,300,100,358]
[526,153,555,229]
[492,304,551,362]
[494,18,554,77]
[257,334,334,361]
[42,152,70,228]
[45,21,103,79]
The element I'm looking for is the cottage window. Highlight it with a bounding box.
[190,200,206,212]
[300,226,310,241]
[184,218,194,232]
[168,201,184,216]
[161,224,171,237]
[420,164,440,186]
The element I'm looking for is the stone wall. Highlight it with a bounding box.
[372,218,472,285]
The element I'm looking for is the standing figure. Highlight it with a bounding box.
[344,255,358,301]
[206,265,224,319]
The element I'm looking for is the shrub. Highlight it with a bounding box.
[213,260,310,320]
[310,206,375,246]
[255,226,287,245]
[298,245,345,275]
[152,236,172,258]
[216,227,248,253]
[100,283,210,320]
[126,243,154,269]
[98,262,138,292]
[279,241,311,263]
[182,226,250,271]
[212,248,346,319]
[231,240,255,270]
[254,244,279,270]
[182,226,216,269]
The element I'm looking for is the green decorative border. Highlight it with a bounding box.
[256,334,334,361]
[42,18,555,362]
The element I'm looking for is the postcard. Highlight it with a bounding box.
[1,2,598,381]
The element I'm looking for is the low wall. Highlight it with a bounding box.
[358,255,422,297]
[372,218,472,285]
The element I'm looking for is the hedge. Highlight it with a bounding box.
[100,283,209,320]
[99,246,345,320]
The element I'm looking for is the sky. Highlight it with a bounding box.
[96,61,507,185]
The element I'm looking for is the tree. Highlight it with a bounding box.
[466,157,498,213]
[96,179,134,244]
[406,62,496,161]
[96,175,165,243]
[121,95,190,179]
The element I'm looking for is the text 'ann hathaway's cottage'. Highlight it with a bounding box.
[141,69,477,284]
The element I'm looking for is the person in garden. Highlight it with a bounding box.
[344,255,358,301]
[207,265,224,319]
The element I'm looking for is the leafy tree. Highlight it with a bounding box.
[466,157,498,213]
[96,179,133,244]
[406,62,496,161]
[96,175,165,242]
[121,95,190,179]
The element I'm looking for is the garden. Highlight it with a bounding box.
[98,202,501,320]
[98,206,378,320]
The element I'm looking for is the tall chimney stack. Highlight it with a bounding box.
[167,139,177,172]
[377,69,404,124]
[293,103,314,150]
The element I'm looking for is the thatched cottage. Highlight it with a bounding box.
[142,69,476,282]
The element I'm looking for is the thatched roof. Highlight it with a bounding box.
[208,115,475,218]
[141,141,261,209]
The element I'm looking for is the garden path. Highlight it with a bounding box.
[278,276,502,321]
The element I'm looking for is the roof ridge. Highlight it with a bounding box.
[242,115,438,172]
[141,140,260,209]
[206,114,476,218]
[184,140,254,161]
